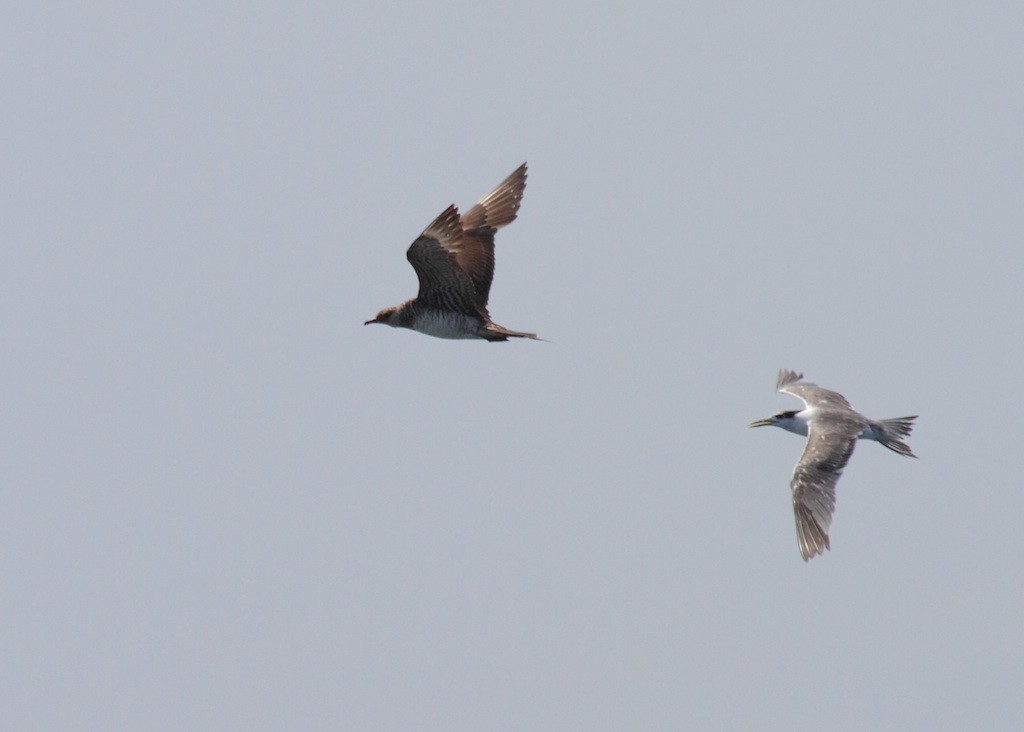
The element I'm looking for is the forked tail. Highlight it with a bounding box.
[874,416,918,458]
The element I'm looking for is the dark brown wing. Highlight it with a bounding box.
[791,413,861,561]
[407,164,527,311]
[458,227,497,308]
[461,163,527,230]
[420,216,501,312]
[456,165,527,308]
[406,206,480,315]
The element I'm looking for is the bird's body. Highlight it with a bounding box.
[749,370,917,561]
[365,163,539,342]
[401,308,487,340]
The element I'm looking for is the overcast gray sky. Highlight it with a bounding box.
[4,3,1023,729]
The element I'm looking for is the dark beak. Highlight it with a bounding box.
[747,417,774,428]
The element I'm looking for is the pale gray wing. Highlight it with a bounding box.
[776,369,804,392]
[777,369,852,410]
[406,205,480,315]
[791,414,862,561]
[461,163,527,230]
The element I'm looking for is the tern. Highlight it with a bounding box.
[748,369,917,561]
[365,163,539,342]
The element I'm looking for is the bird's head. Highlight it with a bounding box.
[364,306,399,328]
[747,410,800,429]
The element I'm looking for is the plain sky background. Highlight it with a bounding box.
[3,3,1022,729]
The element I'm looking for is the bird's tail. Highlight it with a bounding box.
[873,416,918,457]
[483,323,543,342]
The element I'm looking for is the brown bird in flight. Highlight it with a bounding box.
[365,163,539,341]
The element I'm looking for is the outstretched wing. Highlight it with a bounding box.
[791,414,861,561]
[406,205,480,315]
[458,164,527,308]
[457,227,497,309]
[461,163,527,230]
[777,369,852,410]
[407,164,528,311]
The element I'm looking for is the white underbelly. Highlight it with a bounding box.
[414,310,481,339]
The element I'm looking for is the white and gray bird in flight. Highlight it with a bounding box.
[748,370,917,561]
[365,163,539,342]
